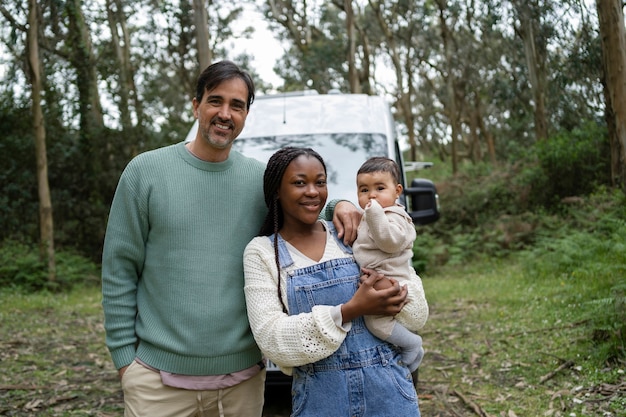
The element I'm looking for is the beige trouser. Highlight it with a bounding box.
[121,360,266,417]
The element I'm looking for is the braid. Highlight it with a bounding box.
[258,147,327,313]
[271,196,284,312]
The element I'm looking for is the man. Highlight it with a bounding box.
[101,60,374,417]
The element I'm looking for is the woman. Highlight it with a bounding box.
[244,147,428,416]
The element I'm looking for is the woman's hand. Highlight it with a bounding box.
[341,268,408,323]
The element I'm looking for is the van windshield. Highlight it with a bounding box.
[232,133,388,205]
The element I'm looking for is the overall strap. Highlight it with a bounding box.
[325,221,354,255]
[268,233,295,268]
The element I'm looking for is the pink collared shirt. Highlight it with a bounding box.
[135,357,263,390]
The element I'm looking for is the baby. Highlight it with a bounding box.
[352,156,425,372]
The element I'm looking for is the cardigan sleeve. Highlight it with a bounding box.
[393,269,429,333]
[243,238,350,374]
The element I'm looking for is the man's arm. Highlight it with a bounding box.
[101,169,146,373]
[323,199,362,245]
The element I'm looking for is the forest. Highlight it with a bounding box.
[0,0,625,284]
[1,1,625,415]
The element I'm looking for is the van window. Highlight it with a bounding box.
[232,133,390,205]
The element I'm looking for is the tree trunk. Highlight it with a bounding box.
[513,1,549,141]
[596,0,626,192]
[106,0,130,129]
[368,0,418,161]
[475,93,497,165]
[106,0,143,130]
[437,0,460,174]
[193,0,211,71]
[330,0,372,93]
[28,0,56,282]
[66,0,105,200]
[66,0,104,131]
[344,0,360,93]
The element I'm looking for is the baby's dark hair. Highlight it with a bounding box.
[357,156,400,184]
[259,146,327,312]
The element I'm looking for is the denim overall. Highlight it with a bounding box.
[271,223,420,417]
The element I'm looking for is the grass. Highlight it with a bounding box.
[0,230,624,416]
[0,286,123,416]
[1,259,624,416]
[418,257,626,416]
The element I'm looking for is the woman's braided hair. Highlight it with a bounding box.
[259,146,327,312]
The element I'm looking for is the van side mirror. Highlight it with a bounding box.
[404,178,440,225]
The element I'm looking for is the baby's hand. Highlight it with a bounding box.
[373,276,392,291]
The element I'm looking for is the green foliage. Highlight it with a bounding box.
[0,240,100,292]
[0,103,40,242]
[414,141,624,367]
[0,87,174,262]
[585,281,626,363]
[412,230,440,273]
[519,121,610,207]
[415,122,615,267]
[519,191,626,363]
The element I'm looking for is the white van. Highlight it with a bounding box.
[185,91,439,386]
[185,91,439,225]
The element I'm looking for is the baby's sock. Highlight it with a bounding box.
[387,324,424,372]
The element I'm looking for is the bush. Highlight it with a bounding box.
[0,240,100,292]
[519,121,610,207]
[519,189,626,363]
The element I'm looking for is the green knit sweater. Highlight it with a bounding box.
[102,142,267,375]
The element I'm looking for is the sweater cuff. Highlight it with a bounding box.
[322,199,349,221]
[110,344,137,370]
[312,305,350,341]
[331,305,352,332]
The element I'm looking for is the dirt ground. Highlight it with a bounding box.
[0,304,466,417]
[1,293,622,416]
[0,301,497,417]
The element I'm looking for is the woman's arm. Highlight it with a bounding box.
[244,239,350,368]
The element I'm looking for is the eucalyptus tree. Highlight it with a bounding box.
[343,0,360,91]
[435,0,465,172]
[27,0,56,282]
[193,0,212,70]
[501,0,604,149]
[104,0,144,131]
[64,0,106,136]
[509,0,551,140]
[412,0,603,166]
[136,0,250,135]
[0,1,67,253]
[366,0,428,162]
[369,0,499,168]
[596,0,626,191]
[262,0,354,92]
